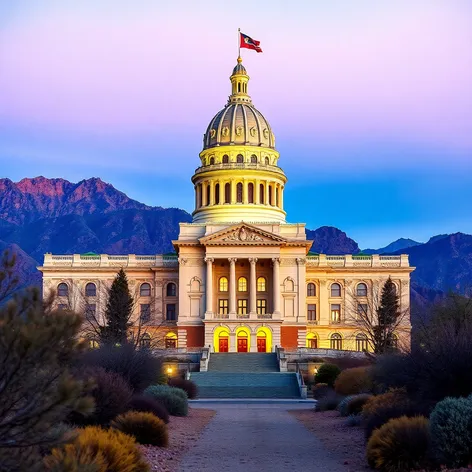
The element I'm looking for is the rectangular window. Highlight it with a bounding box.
[307,304,316,321]
[218,299,229,315]
[238,299,248,315]
[166,303,177,321]
[357,303,368,318]
[85,303,96,320]
[256,299,267,315]
[140,304,151,323]
[331,304,341,323]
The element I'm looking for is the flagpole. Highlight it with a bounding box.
[238,28,241,59]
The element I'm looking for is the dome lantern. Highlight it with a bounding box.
[229,56,251,104]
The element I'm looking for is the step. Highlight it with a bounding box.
[195,386,301,399]
[191,372,297,387]
[208,353,279,373]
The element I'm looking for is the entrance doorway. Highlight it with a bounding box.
[257,337,266,352]
[219,337,229,352]
[237,335,248,352]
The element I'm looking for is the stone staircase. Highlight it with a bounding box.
[190,353,301,399]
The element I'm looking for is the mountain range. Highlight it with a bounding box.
[1,177,471,313]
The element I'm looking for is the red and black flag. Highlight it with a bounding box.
[240,32,262,53]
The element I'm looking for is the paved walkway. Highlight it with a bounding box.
[178,403,346,472]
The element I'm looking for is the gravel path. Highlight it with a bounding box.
[178,403,346,472]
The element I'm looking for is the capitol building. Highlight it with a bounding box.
[40,58,413,354]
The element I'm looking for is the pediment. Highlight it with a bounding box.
[199,223,287,246]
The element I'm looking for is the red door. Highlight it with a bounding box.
[237,338,248,352]
[257,338,266,352]
[219,337,229,352]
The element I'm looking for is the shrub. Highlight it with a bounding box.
[315,392,344,412]
[312,383,331,400]
[314,363,341,387]
[78,343,162,392]
[430,396,472,468]
[112,411,168,447]
[366,416,431,472]
[346,393,372,416]
[71,367,132,426]
[127,394,169,424]
[334,366,373,395]
[328,354,372,371]
[362,389,427,440]
[44,426,150,472]
[168,377,198,399]
[145,385,188,416]
[337,395,356,417]
[346,414,362,427]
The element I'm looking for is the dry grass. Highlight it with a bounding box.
[290,409,368,471]
[141,408,216,472]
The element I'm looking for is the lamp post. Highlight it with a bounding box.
[166,366,173,382]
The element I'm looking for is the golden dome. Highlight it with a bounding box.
[202,58,276,150]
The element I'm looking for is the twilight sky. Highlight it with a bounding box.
[1,0,471,248]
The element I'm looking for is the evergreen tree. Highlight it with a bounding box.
[101,269,133,345]
[375,277,400,353]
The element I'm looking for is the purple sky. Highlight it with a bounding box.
[1,1,471,248]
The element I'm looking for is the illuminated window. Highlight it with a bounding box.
[330,333,342,350]
[257,299,267,315]
[238,299,248,315]
[331,283,341,297]
[307,283,316,297]
[257,277,266,292]
[331,304,341,323]
[219,277,228,292]
[165,333,177,349]
[307,334,318,349]
[140,283,151,297]
[356,333,368,352]
[238,277,247,292]
[307,304,316,321]
[219,299,229,315]
[166,282,177,297]
[85,282,96,297]
[57,283,68,297]
[357,283,367,297]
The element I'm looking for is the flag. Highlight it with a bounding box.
[240,32,262,53]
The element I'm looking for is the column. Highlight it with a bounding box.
[272,257,281,315]
[205,257,214,316]
[243,179,249,204]
[219,180,224,204]
[265,181,270,205]
[202,182,207,206]
[250,332,257,352]
[255,179,260,204]
[280,185,284,209]
[209,181,215,205]
[229,257,237,315]
[229,332,236,352]
[231,179,236,204]
[249,257,258,315]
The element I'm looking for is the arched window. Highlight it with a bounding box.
[330,333,342,350]
[250,154,257,163]
[331,283,341,297]
[57,283,68,297]
[238,277,247,292]
[237,154,244,163]
[165,332,177,349]
[356,333,368,352]
[306,333,318,349]
[215,183,220,204]
[222,154,229,164]
[166,282,176,297]
[140,283,151,297]
[140,333,151,349]
[248,183,254,203]
[307,283,316,297]
[260,183,264,204]
[206,185,210,206]
[225,183,231,203]
[209,157,215,165]
[257,277,266,292]
[268,185,272,205]
[219,277,228,292]
[236,182,243,203]
[357,283,368,297]
[85,282,96,297]
[265,156,270,165]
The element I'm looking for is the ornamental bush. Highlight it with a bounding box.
[43,426,149,472]
[145,385,188,416]
[311,383,331,400]
[366,416,431,472]
[429,396,472,468]
[346,393,372,416]
[168,377,198,399]
[337,395,356,417]
[112,411,168,447]
[314,363,341,387]
[315,392,344,412]
[334,366,373,395]
[127,394,169,424]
